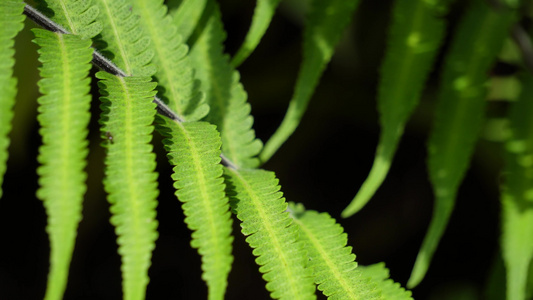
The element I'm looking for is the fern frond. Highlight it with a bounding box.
[231,0,283,67]
[157,118,233,300]
[408,0,517,288]
[92,0,154,76]
[129,0,208,121]
[97,71,159,300]
[35,0,102,38]
[260,0,360,163]
[288,203,380,300]
[501,73,533,300]
[341,0,447,217]
[32,28,93,300]
[169,0,208,42]
[0,0,25,199]
[359,263,412,300]
[224,168,316,299]
[187,1,262,168]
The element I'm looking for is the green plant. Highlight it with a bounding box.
[1,0,533,299]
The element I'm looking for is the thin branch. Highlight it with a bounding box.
[23,2,238,169]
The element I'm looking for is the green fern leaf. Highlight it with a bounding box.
[359,263,412,300]
[32,29,93,300]
[35,0,102,38]
[129,0,208,121]
[341,0,447,217]
[501,73,533,300]
[289,203,381,300]
[187,1,262,168]
[157,118,233,300]
[260,0,360,163]
[231,0,283,67]
[97,71,159,300]
[224,168,316,299]
[0,0,25,199]
[92,0,155,76]
[169,0,208,42]
[408,0,516,288]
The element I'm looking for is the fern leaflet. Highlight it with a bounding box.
[224,168,316,299]
[358,263,412,300]
[187,0,262,169]
[289,203,381,300]
[35,0,102,39]
[129,0,208,121]
[0,0,25,199]
[33,29,93,300]
[157,119,233,300]
[98,71,159,300]
[92,0,154,76]
[231,0,283,67]
[169,0,208,43]
[260,0,360,163]
[408,0,517,288]
[342,0,447,217]
[501,73,533,300]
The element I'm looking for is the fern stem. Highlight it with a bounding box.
[22,2,238,169]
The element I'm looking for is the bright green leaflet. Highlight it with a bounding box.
[169,0,208,42]
[98,72,159,300]
[358,263,413,300]
[157,119,233,300]
[231,0,283,67]
[288,203,381,300]
[30,1,100,298]
[224,168,316,300]
[35,0,102,39]
[130,0,208,121]
[92,0,155,76]
[33,29,93,300]
[408,0,516,288]
[341,0,447,217]
[260,0,360,163]
[0,0,25,199]
[187,0,262,169]
[501,73,533,300]
[90,1,159,298]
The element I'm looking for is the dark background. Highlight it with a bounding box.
[0,0,509,299]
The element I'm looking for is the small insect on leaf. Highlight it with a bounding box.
[105,131,114,144]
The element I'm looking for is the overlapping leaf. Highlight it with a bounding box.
[157,119,233,300]
[0,0,25,199]
[98,72,159,300]
[187,0,263,169]
[130,0,208,121]
[33,29,93,300]
[90,1,160,299]
[408,0,517,288]
[224,169,316,300]
[35,0,102,38]
[169,0,208,43]
[92,0,154,76]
